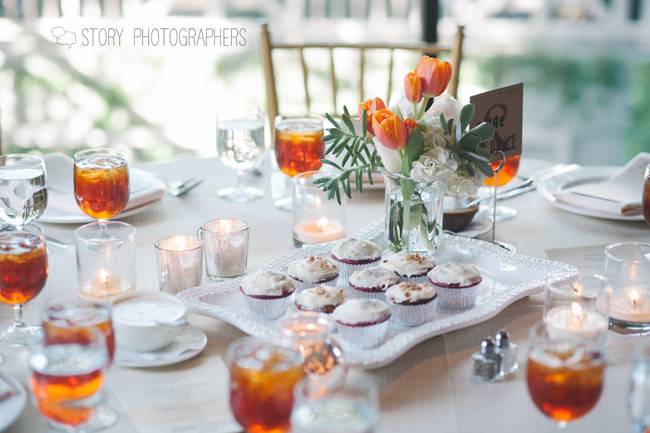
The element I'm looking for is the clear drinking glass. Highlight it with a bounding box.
[0,223,48,347]
[198,218,249,280]
[629,342,650,433]
[30,327,108,433]
[216,110,266,203]
[154,235,204,294]
[42,300,118,430]
[0,154,48,229]
[293,171,346,248]
[273,115,325,211]
[75,221,136,300]
[604,242,650,335]
[526,321,605,429]
[291,374,380,433]
[228,337,304,433]
[643,164,650,225]
[73,148,129,222]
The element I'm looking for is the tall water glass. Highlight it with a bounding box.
[30,327,108,433]
[629,343,650,433]
[0,154,47,229]
[216,110,265,203]
[0,224,48,347]
[291,374,380,433]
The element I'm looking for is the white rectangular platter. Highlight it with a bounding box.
[178,221,577,369]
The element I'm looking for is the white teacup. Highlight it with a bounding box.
[112,291,188,352]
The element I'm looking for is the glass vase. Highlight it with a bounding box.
[383,169,443,255]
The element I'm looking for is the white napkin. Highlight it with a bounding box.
[42,152,165,223]
[554,153,649,217]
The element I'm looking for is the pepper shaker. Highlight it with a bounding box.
[472,337,502,383]
[495,330,519,378]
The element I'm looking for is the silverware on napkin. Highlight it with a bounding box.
[166,178,203,197]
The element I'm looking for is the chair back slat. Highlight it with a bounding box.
[386,48,394,105]
[298,48,311,113]
[261,23,465,128]
[328,47,338,115]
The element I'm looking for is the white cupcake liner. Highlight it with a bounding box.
[349,286,386,301]
[333,258,381,289]
[291,275,339,292]
[244,294,292,320]
[334,319,389,350]
[389,300,435,327]
[434,281,481,310]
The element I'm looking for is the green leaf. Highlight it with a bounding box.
[458,133,481,151]
[459,103,475,133]
[439,113,448,134]
[468,121,494,141]
[400,131,424,177]
[321,159,343,171]
[459,149,494,177]
[325,113,341,130]
[361,109,368,138]
[446,119,454,136]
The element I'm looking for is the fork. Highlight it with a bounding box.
[166,178,203,197]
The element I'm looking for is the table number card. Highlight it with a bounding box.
[470,83,523,158]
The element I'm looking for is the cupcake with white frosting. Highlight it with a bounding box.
[381,252,436,283]
[287,256,339,291]
[349,266,400,300]
[332,299,390,349]
[240,270,296,319]
[331,238,382,287]
[427,262,482,309]
[385,282,437,327]
[295,285,345,314]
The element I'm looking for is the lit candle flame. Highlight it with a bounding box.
[316,217,329,231]
[630,288,641,306]
[570,281,583,295]
[571,302,583,319]
[99,269,109,282]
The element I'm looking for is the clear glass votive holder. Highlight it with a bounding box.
[198,218,249,280]
[154,235,204,294]
[293,171,346,248]
[75,221,136,300]
[604,242,650,335]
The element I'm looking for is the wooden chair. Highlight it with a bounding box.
[260,22,465,127]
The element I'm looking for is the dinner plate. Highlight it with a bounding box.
[0,373,26,432]
[179,220,576,369]
[536,165,644,222]
[114,325,207,368]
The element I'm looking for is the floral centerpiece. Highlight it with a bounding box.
[316,56,496,254]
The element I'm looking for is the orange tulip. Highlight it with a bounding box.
[372,109,408,150]
[358,97,386,135]
[415,56,452,97]
[404,71,423,103]
[404,118,418,134]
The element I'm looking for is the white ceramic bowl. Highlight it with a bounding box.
[112,291,188,352]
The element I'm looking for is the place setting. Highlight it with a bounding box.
[2,14,650,433]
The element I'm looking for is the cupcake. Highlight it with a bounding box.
[385,282,437,327]
[381,252,436,283]
[427,262,482,309]
[349,266,400,300]
[240,270,296,320]
[332,299,390,349]
[287,256,339,291]
[331,238,382,287]
[295,285,345,314]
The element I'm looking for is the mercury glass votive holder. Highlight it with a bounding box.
[155,235,204,294]
[292,171,346,248]
[75,221,136,300]
[199,218,249,280]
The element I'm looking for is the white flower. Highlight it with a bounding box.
[424,94,461,122]
[373,138,401,173]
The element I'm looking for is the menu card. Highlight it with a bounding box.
[470,83,523,158]
[111,356,240,433]
[545,244,607,273]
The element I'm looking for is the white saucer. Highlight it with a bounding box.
[454,210,492,238]
[115,325,207,368]
[0,373,26,431]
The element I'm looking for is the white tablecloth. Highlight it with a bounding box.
[2,156,649,433]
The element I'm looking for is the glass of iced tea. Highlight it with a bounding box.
[641,164,650,224]
[228,337,305,433]
[482,151,520,223]
[73,148,129,221]
[526,321,605,428]
[30,327,108,432]
[42,300,118,429]
[0,223,48,347]
[273,116,324,210]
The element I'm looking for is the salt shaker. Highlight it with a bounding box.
[472,338,501,383]
[495,330,519,378]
